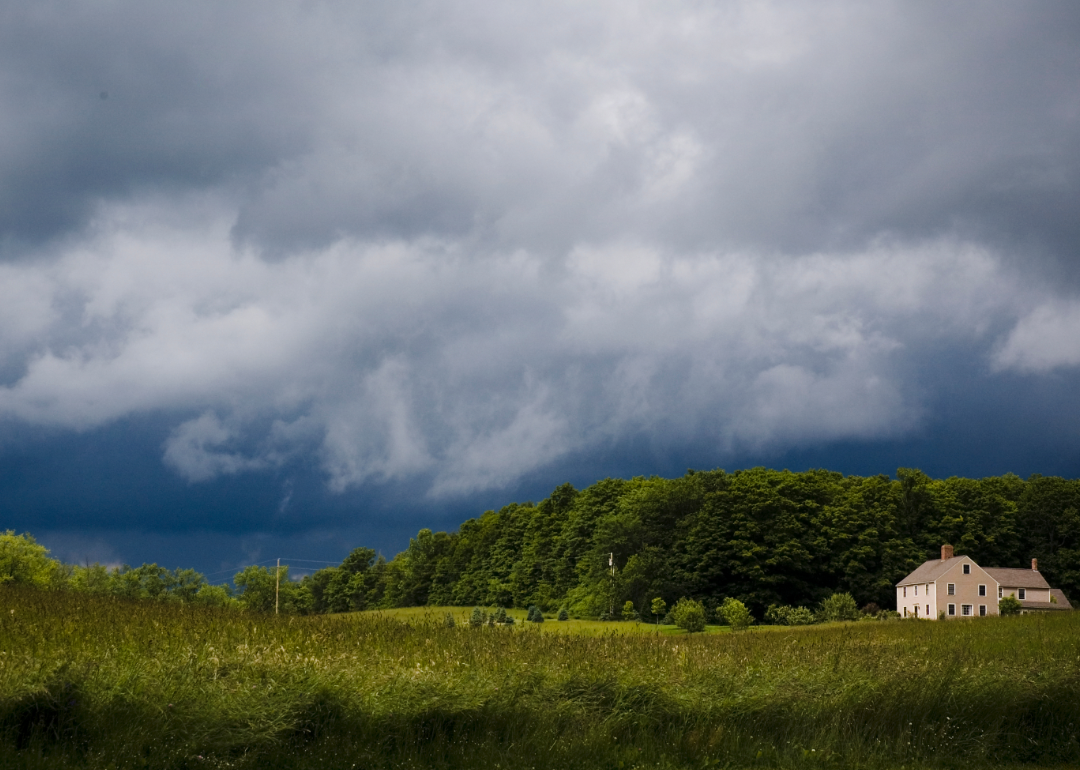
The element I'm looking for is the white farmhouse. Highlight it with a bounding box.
[896,544,1072,619]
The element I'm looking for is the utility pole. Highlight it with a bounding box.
[275,558,280,615]
[609,552,614,618]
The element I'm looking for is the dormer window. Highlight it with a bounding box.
[963,564,970,575]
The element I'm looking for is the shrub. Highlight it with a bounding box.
[817,592,860,622]
[999,595,1022,616]
[557,607,569,621]
[670,597,707,633]
[527,604,544,623]
[765,604,815,626]
[718,597,754,631]
[764,604,787,625]
[621,600,637,621]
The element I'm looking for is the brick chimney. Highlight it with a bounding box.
[941,544,954,561]
[1032,558,1038,571]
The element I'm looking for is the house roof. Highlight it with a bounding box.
[1019,600,1071,611]
[1050,589,1073,610]
[896,556,969,586]
[982,568,1050,589]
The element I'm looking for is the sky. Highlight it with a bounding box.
[2,1,1080,578]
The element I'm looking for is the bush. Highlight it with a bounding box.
[670,597,707,633]
[527,604,544,623]
[999,595,1022,616]
[817,592,860,622]
[718,597,754,631]
[557,607,569,621]
[621,600,637,621]
[765,604,815,626]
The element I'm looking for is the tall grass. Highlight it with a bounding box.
[1,586,1078,769]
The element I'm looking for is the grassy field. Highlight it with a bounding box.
[2,588,1079,769]
[371,605,740,635]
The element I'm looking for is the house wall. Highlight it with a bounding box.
[998,586,1050,602]
[937,560,997,618]
[896,581,936,618]
[896,557,999,619]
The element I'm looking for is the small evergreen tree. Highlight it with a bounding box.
[444,612,456,628]
[494,607,507,624]
[469,606,485,627]
[557,607,569,621]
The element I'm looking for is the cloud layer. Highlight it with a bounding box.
[1,1,1079,510]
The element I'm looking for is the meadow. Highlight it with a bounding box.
[1,587,1078,770]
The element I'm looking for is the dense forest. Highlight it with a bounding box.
[4,467,1079,619]
[302,467,1080,618]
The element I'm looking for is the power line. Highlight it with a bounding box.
[201,557,341,579]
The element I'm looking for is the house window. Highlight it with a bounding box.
[948,583,955,595]
[1018,588,1026,600]
[926,605,930,616]
[948,604,956,616]
[962,605,973,616]
[998,586,1003,599]
[914,585,918,596]
[978,585,986,596]
[903,587,907,598]
[963,564,970,574]
[979,605,987,616]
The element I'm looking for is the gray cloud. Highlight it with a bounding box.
[0,1,1078,505]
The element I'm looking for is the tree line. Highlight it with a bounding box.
[314,467,1079,620]
[4,467,1078,618]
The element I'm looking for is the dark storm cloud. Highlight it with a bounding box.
[1,0,1079,548]
[0,2,314,246]
[4,2,1078,261]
